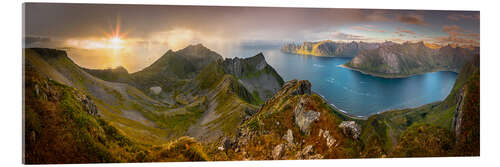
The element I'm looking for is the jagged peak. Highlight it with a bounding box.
[280,79,312,96]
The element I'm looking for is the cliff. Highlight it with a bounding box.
[281,40,382,57]
[344,42,478,78]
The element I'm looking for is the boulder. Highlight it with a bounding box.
[319,129,336,148]
[283,129,294,146]
[272,143,285,160]
[294,97,320,135]
[339,121,361,140]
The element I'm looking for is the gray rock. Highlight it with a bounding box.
[272,143,285,160]
[322,130,336,148]
[219,136,233,151]
[339,121,362,140]
[294,97,320,135]
[283,129,294,145]
[149,86,162,95]
[296,145,314,159]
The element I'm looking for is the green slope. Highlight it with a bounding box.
[24,62,208,164]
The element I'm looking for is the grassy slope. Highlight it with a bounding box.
[24,63,208,164]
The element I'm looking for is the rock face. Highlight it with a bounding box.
[222,53,285,101]
[339,121,361,140]
[344,41,478,77]
[281,40,382,57]
[319,129,337,148]
[294,97,320,135]
[76,94,99,116]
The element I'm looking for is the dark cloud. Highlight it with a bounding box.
[448,13,480,21]
[396,14,428,26]
[24,36,51,45]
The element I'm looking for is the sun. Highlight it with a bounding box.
[106,18,128,50]
[109,36,123,50]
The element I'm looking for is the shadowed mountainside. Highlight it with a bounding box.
[343,41,478,78]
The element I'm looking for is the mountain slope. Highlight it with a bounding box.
[343,42,478,78]
[24,62,208,164]
[358,55,480,157]
[210,79,364,160]
[26,45,285,145]
[25,48,172,144]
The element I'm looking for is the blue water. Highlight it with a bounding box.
[223,46,457,117]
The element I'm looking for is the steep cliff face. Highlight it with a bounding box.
[358,55,480,157]
[344,42,478,77]
[281,40,382,57]
[221,53,285,101]
[209,80,363,160]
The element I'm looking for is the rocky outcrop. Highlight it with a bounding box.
[283,129,294,146]
[318,129,337,148]
[339,121,361,140]
[452,87,465,140]
[272,143,285,160]
[222,53,284,101]
[294,97,320,135]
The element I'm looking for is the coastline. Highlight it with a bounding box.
[313,92,368,121]
[338,64,458,79]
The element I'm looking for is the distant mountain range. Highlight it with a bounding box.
[24,43,479,163]
[281,40,391,57]
[281,40,479,78]
[343,41,479,78]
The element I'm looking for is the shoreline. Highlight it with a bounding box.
[338,64,458,79]
[313,92,368,121]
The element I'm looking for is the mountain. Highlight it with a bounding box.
[358,55,479,157]
[24,56,208,164]
[24,44,479,163]
[221,53,285,101]
[343,41,479,78]
[25,45,284,146]
[280,40,383,57]
[209,79,364,160]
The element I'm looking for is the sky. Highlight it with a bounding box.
[24,3,480,72]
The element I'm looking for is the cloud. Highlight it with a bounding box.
[24,36,51,45]
[396,14,428,26]
[352,25,386,33]
[395,27,416,35]
[331,32,366,40]
[448,13,480,21]
[433,25,480,46]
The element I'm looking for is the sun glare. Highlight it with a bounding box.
[109,36,123,50]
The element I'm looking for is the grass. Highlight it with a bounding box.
[24,62,210,163]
